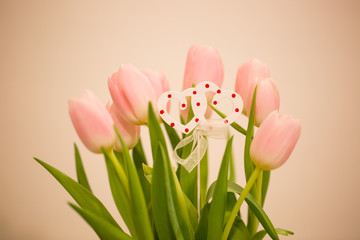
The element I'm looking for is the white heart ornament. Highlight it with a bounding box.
[194,81,243,125]
[157,88,207,134]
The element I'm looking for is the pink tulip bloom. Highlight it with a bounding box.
[235,59,280,126]
[182,45,224,120]
[108,64,158,125]
[142,69,170,100]
[235,59,271,114]
[250,111,301,170]
[183,45,224,89]
[68,90,116,153]
[246,78,280,126]
[108,103,140,152]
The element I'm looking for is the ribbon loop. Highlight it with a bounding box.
[173,119,229,172]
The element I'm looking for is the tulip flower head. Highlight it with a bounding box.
[142,69,170,100]
[108,103,140,152]
[183,45,224,89]
[108,64,158,125]
[235,59,280,126]
[182,45,224,120]
[247,78,280,126]
[235,59,270,114]
[250,111,301,170]
[68,90,116,153]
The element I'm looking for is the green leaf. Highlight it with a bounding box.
[113,150,126,170]
[261,170,270,206]
[164,121,181,150]
[252,228,294,240]
[116,130,154,240]
[207,181,279,240]
[148,102,169,161]
[69,203,132,240]
[275,228,294,236]
[208,103,247,135]
[157,144,194,240]
[151,145,176,240]
[245,87,258,234]
[229,144,235,182]
[103,151,138,239]
[74,143,92,192]
[179,161,198,207]
[244,86,257,182]
[195,203,210,240]
[132,140,151,205]
[207,137,233,240]
[142,163,197,231]
[200,149,208,209]
[34,158,120,229]
[229,217,251,240]
[224,192,238,224]
[142,163,153,183]
[251,230,266,240]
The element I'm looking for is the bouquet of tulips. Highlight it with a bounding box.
[35,45,301,240]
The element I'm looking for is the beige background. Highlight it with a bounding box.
[1,0,360,239]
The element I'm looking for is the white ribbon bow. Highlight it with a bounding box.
[173,119,229,172]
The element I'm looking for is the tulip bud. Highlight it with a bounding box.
[108,103,140,152]
[246,78,280,126]
[142,69,170,100]
[235,59,270,115]
[108,64,158,125]
[235,59,280,126]
[182,45,224,120]
[183,45,224,89]
[68,90,116,153]
[250,111,301,170]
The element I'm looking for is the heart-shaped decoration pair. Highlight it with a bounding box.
[157,81,243,134]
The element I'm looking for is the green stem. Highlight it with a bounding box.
[208,102,247,135]
[107,150,130,197]
[221,166,262,240]
[249,170,263,236]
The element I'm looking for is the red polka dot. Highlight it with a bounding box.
[196,102,200,106]
[224,119,229,124]
[185,128,189,133]
[213,101,217,105]
[232,94,236,98]
[170,123,175,127]
[168,94,172,98]
[182,103,186,108]
[235,108,239,112]
[160,110,165,114]
[217,89,221,94]
[195,118,199,123]
[205,84,210,88]
[193,90,197,95]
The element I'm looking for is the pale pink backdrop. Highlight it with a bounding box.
[1,1,359,239]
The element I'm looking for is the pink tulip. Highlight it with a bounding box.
[235,59,270,114]
[183,45,224,89]
[68,90,116,153]
[182,45,224,120]
[108,64,158,125]
[108,103,140,152]
[246,78,280,126]
[235,59,280,126]
[142,69,170,100]
[250,111,301,170]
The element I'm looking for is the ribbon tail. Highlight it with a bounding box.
[173,134,208,172]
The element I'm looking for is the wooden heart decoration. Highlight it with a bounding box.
[157,88,207,134]
[195,81,243,125]
[157,81,242,134]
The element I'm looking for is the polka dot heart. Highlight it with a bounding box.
[157,81,242,134]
